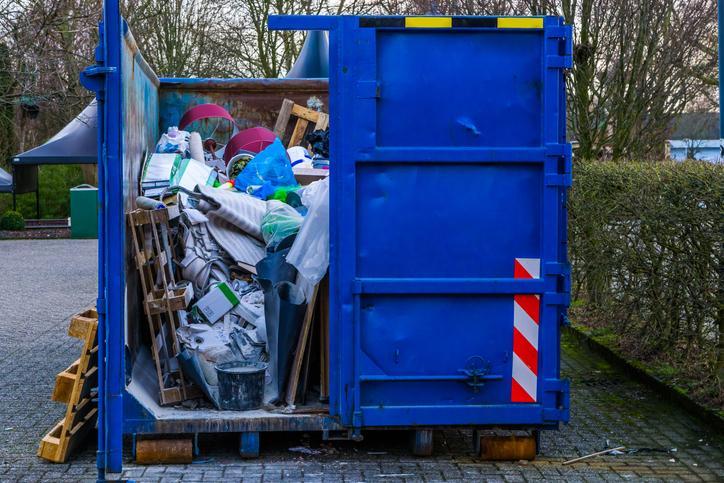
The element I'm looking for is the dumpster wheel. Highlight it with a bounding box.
[411,429,434,456]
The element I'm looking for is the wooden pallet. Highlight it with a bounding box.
[128,208,197,405]
[38,309,99,463]
[273,98,329,148]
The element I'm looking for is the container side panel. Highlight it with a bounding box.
[376,31,542,147]
[121,27,159,365]
[355,163,541,278]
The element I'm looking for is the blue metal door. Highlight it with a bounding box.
[287,15,573,430]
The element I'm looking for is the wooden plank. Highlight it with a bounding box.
[159,386,184,406]
[129,208,170,226]
[145,286,191,315]
[285,285,320,406]
[319,275,329,401]
[62,407,98,462]
[289,118,310,147]
[52,365,97,405]
[297,309,316,405]
[37,420,64,461]
[68,314,97,340]
[315,112,329,131]
[52,359,79,403]
[291,103,322,123]
[37,407,97,463]
[294,168,329,186]
[274,98,295,138]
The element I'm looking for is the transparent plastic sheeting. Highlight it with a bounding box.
[287,177,329,284]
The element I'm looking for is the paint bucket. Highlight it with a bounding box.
[215,361,267,410]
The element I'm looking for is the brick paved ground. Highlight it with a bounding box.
[1,239,722,482]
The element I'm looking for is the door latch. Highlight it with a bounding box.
[460,356,502,393]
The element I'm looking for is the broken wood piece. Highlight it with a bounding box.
[285,284,320,406]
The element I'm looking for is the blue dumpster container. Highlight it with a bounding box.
[82,7,572,475]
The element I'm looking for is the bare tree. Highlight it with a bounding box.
[123,0,231,77]
[561,0,718,159]
[0,0,98,155]
[0,0,719,164]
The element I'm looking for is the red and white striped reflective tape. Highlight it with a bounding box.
[511,258,540,403]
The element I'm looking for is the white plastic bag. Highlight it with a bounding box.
[156,126,189,154]
[286,177,329,284]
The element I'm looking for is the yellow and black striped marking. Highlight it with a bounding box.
[359,16,543,29]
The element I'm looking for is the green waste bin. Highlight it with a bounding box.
[70,184,98,239]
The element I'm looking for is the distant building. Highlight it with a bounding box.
[666,140,721,162]
[665,112,721,162]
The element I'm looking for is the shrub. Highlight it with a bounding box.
[0,165,85,219]
[0,210,25,230]
[569,159,723,406]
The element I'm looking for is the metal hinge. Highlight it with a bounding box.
[544,292,571,307]
[80,65,116,95]
[545,262,571,290]
[545,144,573,187]
[546,25,573,70]
[544,262,570,277]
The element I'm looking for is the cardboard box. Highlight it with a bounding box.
[194,282,239,324]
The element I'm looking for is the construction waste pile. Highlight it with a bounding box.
[129,101,330,411]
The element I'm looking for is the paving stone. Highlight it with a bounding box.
[1,239,722,482]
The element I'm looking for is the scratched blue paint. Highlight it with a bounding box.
[87,10,572,476]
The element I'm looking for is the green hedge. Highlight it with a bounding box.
[0,165,84,219]
[569,160,723,406]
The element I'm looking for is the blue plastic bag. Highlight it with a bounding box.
[233,139,298,199]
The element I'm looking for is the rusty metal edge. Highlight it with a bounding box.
[564,325,724,432]
[159,78,329,92]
